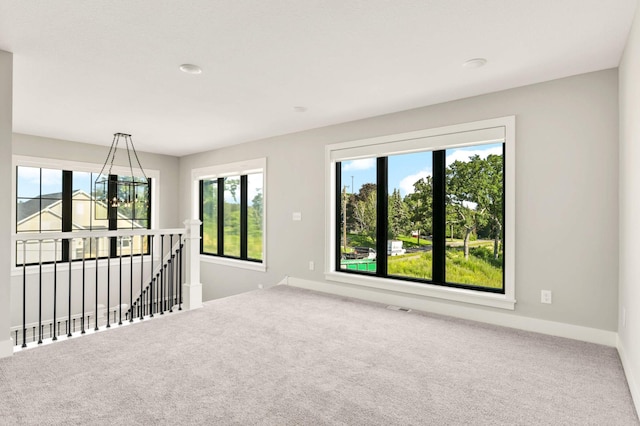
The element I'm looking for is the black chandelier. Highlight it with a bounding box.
[94,133,149,221]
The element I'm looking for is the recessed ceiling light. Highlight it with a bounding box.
[293,106,307,113]
[179,64,202,74]
[463,58,487,69]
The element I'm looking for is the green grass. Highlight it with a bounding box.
[387,246,503,289]
[396,234,432,249]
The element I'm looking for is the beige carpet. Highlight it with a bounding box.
[0,284,637,425]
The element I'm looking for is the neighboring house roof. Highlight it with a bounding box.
[17,192,63,222]
[17,190,144,229]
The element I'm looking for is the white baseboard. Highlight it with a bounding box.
[286,276,617,347]
[0,337,13,358]
[617,337,640,418]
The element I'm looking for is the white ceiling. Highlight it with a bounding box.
[0,0,637,157]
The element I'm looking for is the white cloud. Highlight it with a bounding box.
[399,169,431,196]
[343,158,375,171]
[446,146,502,166]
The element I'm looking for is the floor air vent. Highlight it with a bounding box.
[386,305,411,312]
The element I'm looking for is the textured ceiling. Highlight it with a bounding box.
[0,0,637,156]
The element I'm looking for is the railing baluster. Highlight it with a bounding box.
[107,244,111,329]
[129,235,133,322]
[160,235,164,315]
[179,235,183,309]
[140,236,144,320]
[22,241,27,348]
[38,240,42,344]
[82,238,86,334]
[68,238,72,337]
[53,239,58,341]
[149,235,154,317]
[95,237,99,331]
[119,236,123,325]
[169,234,173,312]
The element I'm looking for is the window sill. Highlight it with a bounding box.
[200,255,266,272]
[324,272,516,310]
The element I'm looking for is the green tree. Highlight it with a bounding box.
[405,176,433,242]
[476,154,504,259]
[447,153,504,260]
[447,157,487,259]
[388,188,409,239]
[354,190,377,240]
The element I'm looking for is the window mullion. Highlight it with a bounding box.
[108,175,118,258]
[432,150,446,283]
[335,163,343,270]
[61,171,73,261]
[199,180,204,254]
[376,157,388,277]
[217,177,224,256]
[240,175,248,259]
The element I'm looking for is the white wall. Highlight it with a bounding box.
[179,69,620,341]
[0,51,13,357]
[618,2,640,414]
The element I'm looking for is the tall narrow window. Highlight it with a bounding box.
[338,158,377,274]
[246,173,263,261]
[223,176,241,257]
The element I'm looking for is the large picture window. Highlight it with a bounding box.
[337,143,504,292]
[199,168,264,263]
[327,117,515,309]
[16,165,151,265]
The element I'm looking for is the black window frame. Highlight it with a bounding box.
[15,166,152,266]
[199,174,263,263]
[336,145,505,294]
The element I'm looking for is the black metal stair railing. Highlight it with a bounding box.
[12,228,186,349]
[125,234,185,321]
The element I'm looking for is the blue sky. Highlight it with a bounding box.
[341,143,503,197]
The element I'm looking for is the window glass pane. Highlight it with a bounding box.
[223,176,241,257]
[72,199,92,231]
[133,183,149,220]
[117,235,148,256]
[93,174,109,221]
[16,240,62,264]
[339,158,377,274]
[445,143,504,289]
[70,237,85,261]
[247,173,263,260]
[40,214,62,232]
[387,152,433,280]
[117,179,134,220]
[17,198,40,232]
[83,236,111,258]
[201,180,218,254]
[41,168,62,198]
[17,166,41,199]
[73,171,92,194]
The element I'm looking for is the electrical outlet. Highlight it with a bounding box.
[257,283,263,289]
[309,261,314,271]
[292,212,302,221]
[541,290,552,304]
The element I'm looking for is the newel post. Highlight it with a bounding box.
[182,219,203,310]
